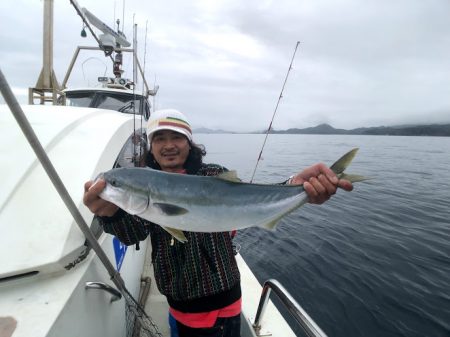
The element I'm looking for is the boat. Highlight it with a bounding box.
[0,104,148,337]
[0,1,326,336]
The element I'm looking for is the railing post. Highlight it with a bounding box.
[252,284,272,334]
[252,279,328,337]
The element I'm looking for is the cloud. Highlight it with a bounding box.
[1,0,449,131]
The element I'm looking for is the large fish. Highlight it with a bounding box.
[97,148,367,241]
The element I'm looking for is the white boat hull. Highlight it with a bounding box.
[0,104,148,336]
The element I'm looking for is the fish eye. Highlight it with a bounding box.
[110,179,118,187]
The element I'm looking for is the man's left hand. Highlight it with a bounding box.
[289,163,353,204]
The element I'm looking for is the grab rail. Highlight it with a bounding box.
[85,281,122,302]
[253,279,328,337]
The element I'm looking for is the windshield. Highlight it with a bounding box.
[96,94,141,113]
[63,92,95,107]
[60,91,150,119]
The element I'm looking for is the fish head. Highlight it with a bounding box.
[98,169,149,215]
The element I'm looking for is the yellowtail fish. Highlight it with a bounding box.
[98,148,367,241]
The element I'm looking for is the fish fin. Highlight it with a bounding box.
[330,148,359,174]
[216,170,241,182]
[162,227,187,243]
[339,173,371,183]
[261,216,284,230]
[153,203,189,215]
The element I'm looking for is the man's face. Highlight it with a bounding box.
[150,130,190,172]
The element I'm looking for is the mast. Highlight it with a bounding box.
[29,0,61,105]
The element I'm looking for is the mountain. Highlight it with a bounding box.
[270,123,348,135]
[194,123,450,136]
[352,124,450,136]
[193,127,236,134]
[268,123,450,137]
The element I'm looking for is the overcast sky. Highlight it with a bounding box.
[1,0,449,131]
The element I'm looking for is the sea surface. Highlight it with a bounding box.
[195,134,450,337]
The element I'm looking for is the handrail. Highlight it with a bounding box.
[61,46,151,96]
[85,281,122,302]
[253,279,328,337]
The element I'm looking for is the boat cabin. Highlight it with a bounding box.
[59,87,151,120]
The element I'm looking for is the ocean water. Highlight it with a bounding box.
[196,134,450,337]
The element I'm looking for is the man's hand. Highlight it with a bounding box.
[289,163,353,204]
[83,179,119,216]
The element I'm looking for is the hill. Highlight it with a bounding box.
[193,127,236,134]
[194,123,450,136]
[268,123,450,137]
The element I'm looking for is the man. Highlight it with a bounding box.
[83,109,353,337]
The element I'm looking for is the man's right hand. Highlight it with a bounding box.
[83,179,119,217]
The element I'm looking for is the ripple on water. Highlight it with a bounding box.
[223,134,450,337]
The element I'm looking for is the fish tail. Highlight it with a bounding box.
[330,148,370,182]
[330,148,359,174]
[339,173,371,183]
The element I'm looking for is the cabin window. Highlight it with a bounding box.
[62,92,96,107]
[96,94,142,114]
[58,91,150,120]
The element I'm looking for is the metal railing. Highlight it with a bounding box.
[253,279,328,337]
[85,281,122,302]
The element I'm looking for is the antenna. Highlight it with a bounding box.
[71,0,131,54]
[70,0,132,82]
[82,7,131,51]
[70,0,103,50]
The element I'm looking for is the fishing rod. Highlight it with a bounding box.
[138,20,149,165]
[250,41,300,183]
[132,19,138,166]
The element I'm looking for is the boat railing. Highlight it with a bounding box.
[85,281,122,302]
[253,279,328,337]
[62,46,152,96]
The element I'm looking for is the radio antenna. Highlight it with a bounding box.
[249,41,300,183]
[122,0,126,32]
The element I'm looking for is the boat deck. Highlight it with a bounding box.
[141,243,297,337]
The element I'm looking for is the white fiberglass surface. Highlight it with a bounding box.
[0,104,137,277]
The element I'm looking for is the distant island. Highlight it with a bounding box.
[194,123,450,137]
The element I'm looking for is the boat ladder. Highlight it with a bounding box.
[253,279,328,337]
